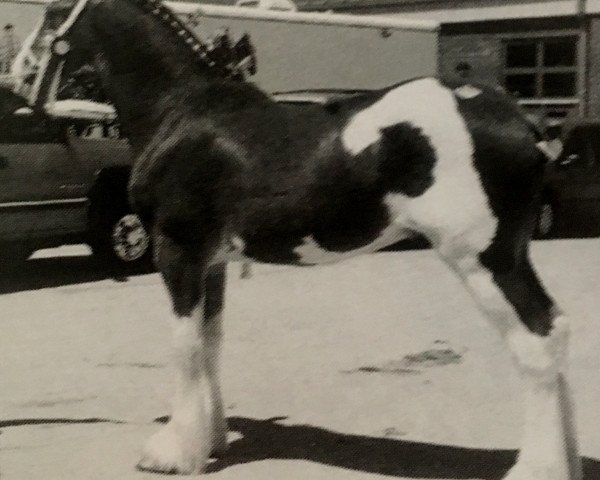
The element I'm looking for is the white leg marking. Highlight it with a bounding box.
[505,316,580,480]
[439,251,578,480]
[344,78,496,248]
[342,78,470,159]
[295,78,495,265]
[138,308,211,474]
[203,312,228,456]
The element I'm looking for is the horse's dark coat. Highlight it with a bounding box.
[58,0,557,333]
[450,86,554,335]
[50,2,583,477]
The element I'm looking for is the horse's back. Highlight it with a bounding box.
[141,77,544,266]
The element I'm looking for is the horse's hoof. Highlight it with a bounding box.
[137,423,209,475]
[210,440,229,459]
[210,422,229,458]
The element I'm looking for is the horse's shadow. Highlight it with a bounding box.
[216,416,513,479]
[158,416,600,479]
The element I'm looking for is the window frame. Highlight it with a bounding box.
[501,30,583,102]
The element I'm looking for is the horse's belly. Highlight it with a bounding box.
[291,225,411,265]
[224,222,411,266]
[227,186,413,266]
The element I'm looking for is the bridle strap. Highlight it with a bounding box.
[55,0,91,38]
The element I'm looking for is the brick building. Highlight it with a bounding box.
[288,0,599,128]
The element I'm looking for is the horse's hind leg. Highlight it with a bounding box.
[435,231,581,480]
[137,234,227,475]
[203,262,228,456]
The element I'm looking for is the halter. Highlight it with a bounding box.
[51,0,257,80]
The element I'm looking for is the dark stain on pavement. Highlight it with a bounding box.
[342,364,422,376]
[403,346,463,367]
[343,342,464,376]
[96,362,164,369]
[0,418,124,428]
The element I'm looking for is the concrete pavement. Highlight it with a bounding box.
[1,239,600,479]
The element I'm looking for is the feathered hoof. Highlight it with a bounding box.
[210,439,229,459]
[137,423,209,475]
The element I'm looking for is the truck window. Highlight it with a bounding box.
[57,64,107,103]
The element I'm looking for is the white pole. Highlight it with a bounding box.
[0,0,51,5]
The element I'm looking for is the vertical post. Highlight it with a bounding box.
[2,24,18,74]
[577,0,589,117]
[4,24,17,62]
[240,261,252,279]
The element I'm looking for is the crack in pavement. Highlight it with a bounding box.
[0,418,125,428]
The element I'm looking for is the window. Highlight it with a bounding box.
[57,64,107,104]
[503,36,579,99]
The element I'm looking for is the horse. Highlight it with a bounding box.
[52,0,582,477]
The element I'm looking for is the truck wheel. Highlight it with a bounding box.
[0,242,32,274]
[89,203,152,270]
[535,201,555,238]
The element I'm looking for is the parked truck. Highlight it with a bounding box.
[0,0,438,270]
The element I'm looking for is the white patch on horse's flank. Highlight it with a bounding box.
[342,78,469,155]
[453,84,482,99]
[170,313,209,426]
[344,78,496,252]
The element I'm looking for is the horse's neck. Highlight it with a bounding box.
[103,71,277,151]
[99,68,203,147]
[90,1,215,146]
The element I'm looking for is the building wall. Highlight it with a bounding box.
[438,34,502,86]
[587,16,600,117]
[314,0,594,125]
[434,19,586,126]
[0,3,45,42]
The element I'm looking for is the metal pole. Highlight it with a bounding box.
[0,0,51,5]
[577,0,589,117]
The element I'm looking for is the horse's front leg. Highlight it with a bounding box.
[138,234,227,475]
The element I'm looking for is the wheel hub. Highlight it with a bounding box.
[112,214,150,262]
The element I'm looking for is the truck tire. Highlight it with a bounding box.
[88,197,153,271]
[0,242,33,274]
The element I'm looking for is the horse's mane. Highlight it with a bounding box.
[125,0,214,69]
[62,0,254,80]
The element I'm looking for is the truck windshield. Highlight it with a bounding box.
[57,63,106,104]
[11,2,73,98]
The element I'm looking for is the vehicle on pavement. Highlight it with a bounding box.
[537,120,600,238]
[0,85,151,270]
